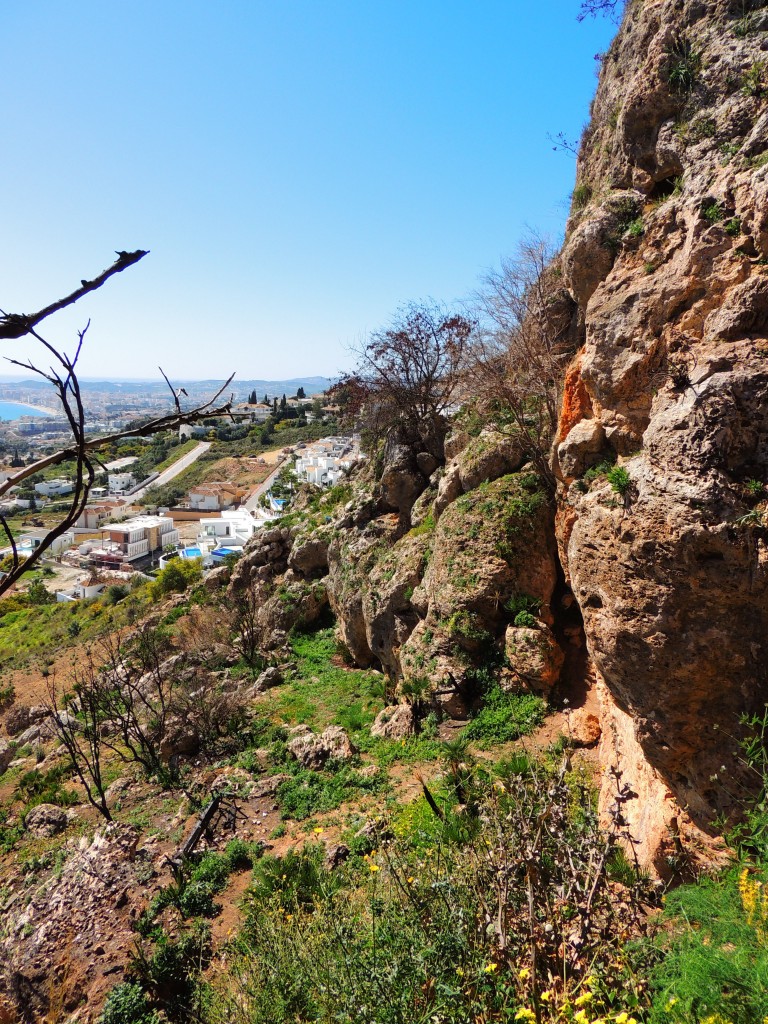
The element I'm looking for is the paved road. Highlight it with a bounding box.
[245,458,285,511]
[128,441,212,503]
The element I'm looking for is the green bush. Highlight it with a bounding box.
[606,465,631,496]
[463,687,546,745]
[150,558,202,599]
[571,182,593,211]
[666,36,701,93]
[100,983,160,1024]
[646,867,768,1024]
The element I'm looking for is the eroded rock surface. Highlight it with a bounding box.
[555,0,768,865]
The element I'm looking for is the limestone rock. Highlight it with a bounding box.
[159,718,200,760]
[504,624,564,696]
[286,726,356,769]
[566,707,601,748]
[370,704,416,740]
[4,704,32,737]
[24,804,69,838]
[0,740,16,775]
[555,0,768,868]
[434,462,462,519]
[252,666,283,693]
[455,430,525,492]
[203,564,232,591]
[556,418,605,483]
[324,843,350,870]
[288,535,330,577]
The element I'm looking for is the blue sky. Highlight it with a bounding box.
[1,2,616,382]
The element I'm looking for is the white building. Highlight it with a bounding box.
[34,478,74,497]
[197,507,259,550]
[294,436,360,488]
[90,514,179,563]
[108,471,136,494]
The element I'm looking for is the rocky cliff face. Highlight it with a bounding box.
[556,0,768,869]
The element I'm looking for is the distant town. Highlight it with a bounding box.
[0,375,361,604]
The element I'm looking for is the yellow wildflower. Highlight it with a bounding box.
[514,1011,535,1023]
[540,990,552,1003]
[575,991,593,1006]
[484,962,498,973]
[573,1010,589,1024]
[456,967,465,977]
[313,827,323,834]
[407,876,414,884]
[368,863,380,872]
[518,967,531,981]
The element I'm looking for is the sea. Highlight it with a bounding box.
[0,401,53,421]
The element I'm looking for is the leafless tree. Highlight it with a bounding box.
[0,250,235,597]
[466,234,576,489]
[337,302,474,460]
[577,0,624,21]
[231,588,264,669]
[44,668,112,822]
[90,624,178,783]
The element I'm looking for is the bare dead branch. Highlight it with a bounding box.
[465,233,576,489]
[0,250,148,340]
[0,253,234,598]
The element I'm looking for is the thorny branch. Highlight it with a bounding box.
[0,251,235,598]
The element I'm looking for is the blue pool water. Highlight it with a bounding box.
[181,547,202,559]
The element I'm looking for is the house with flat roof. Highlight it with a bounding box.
[294,436,361,488]
[197,506,258,550]
[35,478,74,498]
[90,514,179,563]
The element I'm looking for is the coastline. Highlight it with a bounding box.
[0,400,58,420]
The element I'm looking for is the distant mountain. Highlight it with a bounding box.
[0,375,335,399]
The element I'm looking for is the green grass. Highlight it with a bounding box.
[259,627,385,734]
[0,584,153,671]
[646,866,768,1023]
[462,686,546,746]
[152,437,199,473]
[276,761,386,821]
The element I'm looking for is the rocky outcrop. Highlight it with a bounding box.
[228,526,293,589]
[24,804,69,839]
[555,0,768,866]
[400,472,563,715]
[0,824,143,1023]
[370,703,416,740]
[286,725,357,769]
[503,623,564,697]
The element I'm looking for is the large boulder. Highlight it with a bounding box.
[4,705,32,737]
[25,804,69,838]
[0,740,16,775]
[504,624,564,696]
[286,725,357,769]
[288,535,330,577]
[370,704,416,740]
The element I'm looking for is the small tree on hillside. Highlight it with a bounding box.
[337,302,474,460]
[45,669,112,822]
[466,233,575,489]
